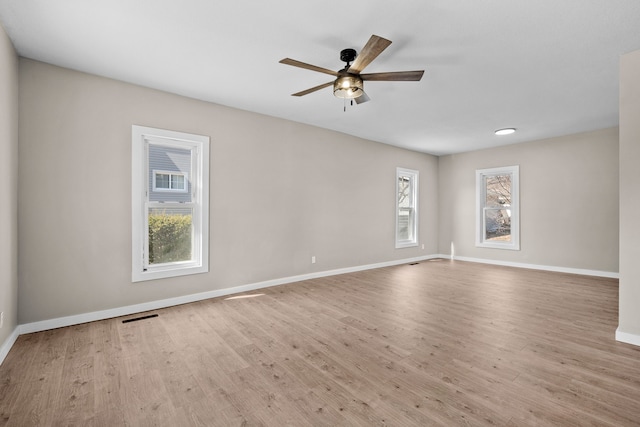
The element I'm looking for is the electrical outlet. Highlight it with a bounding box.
[421,244,425,250]
[0,312,4,329]
[311,256,316,264]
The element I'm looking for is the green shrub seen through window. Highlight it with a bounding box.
[148,212,192,264]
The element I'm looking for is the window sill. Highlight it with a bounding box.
[396,241,419,249]
[475,242,520,251]
[132,264,208,282]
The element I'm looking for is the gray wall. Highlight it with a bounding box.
[18,59,439,324]
[438,128,619,273]
[0,24,18,344]
[619,49,640,337]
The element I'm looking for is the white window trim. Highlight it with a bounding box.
[152,170,188,193]
[395,167,419,249]
[475,165,520,250]
[132,125,209,282]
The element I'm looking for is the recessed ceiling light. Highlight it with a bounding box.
[495,128,516,136]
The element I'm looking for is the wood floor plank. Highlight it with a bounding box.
[3,329,69,426]
[1,260,639,426]
[0,333,43,425]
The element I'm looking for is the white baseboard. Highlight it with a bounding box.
[0,327,20,366]
[616,328,640,347]
[449,255,619,279]
[18,254,442,335]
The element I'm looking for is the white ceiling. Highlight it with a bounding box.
[1,1,640,155]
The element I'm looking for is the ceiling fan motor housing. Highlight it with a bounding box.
[340,48,357,64]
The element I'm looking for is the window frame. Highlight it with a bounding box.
[395,167,419,249]
[132,125,210,282]
[475,165,520,250]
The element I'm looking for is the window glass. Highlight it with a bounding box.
[155,173,170,189]
[484,174,512,242]
[396,168,418,248]
[148,206,193,264]
[172,174,185,190]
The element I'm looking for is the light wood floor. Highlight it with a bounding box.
[1,260,639,426]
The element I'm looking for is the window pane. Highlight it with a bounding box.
[148,207,193,264]
[398,176,412,208]
[485,174,511,207]
[398,207,414,241]
[155,173,170,189]
[484,208,511,242]
[171,174,185,190]
[149,145,192,202]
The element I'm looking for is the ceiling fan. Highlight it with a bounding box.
[279,34,424,105]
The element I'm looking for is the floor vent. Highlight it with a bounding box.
[122,314,158,323]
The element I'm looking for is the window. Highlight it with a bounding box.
[153,170,188,192]
[132,125,209,282]
[396,167,419,248]
[476,165,519,250]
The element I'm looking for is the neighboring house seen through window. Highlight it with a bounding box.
[132,125,210,282]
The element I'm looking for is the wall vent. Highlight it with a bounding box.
[122,314,159,323]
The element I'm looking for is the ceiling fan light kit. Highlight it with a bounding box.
[280,34,424,106]
[333,74,364,99]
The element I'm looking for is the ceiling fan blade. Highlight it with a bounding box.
[361,70,425,81]
[348,35,392,74]
[354,91,370,104]
[279,58,338,77]
[292,81,334,97]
